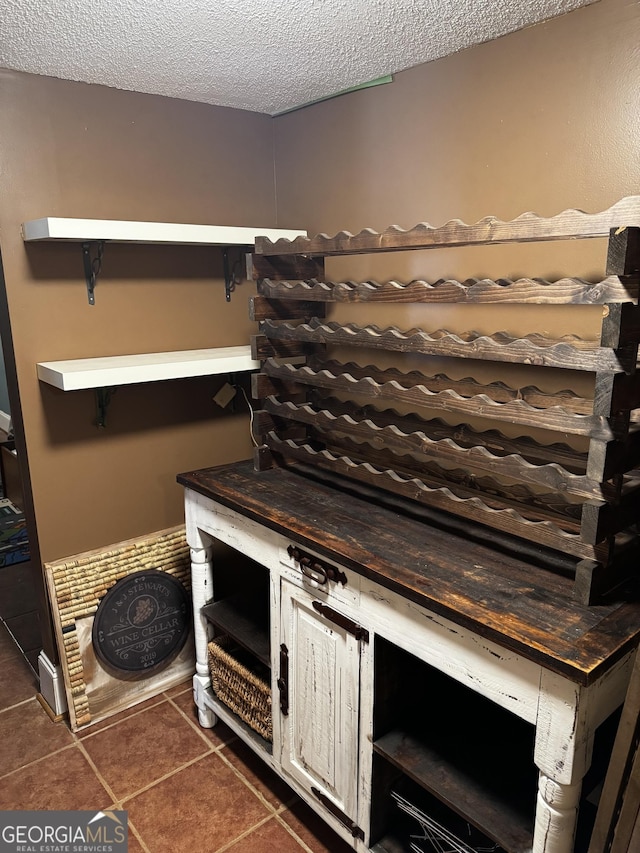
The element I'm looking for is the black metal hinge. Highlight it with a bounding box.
[277,643,289,715]
[312,601,369,643]
[311,787,364,840]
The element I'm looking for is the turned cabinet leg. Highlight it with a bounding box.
[190,543,217,728]
[533,774,582,853]
[532,672,590,853]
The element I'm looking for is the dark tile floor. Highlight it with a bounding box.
[0,619,353,852]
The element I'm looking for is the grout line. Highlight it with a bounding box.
[212,813,280,853]
[127,818,152,853]
[0,673,314,853]
[166,693,233,750]
[0,741,78,782]
[273,813,317,853]
[119,750,215,805]
[75,739,121,806]
[203,804,314,853]
[210,744,334,853]
[161,683,191,699]
[0,693,39,716]
[215,745,285,816]
[75,696,171,740]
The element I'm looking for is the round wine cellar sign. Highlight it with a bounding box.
[92,570,191,675]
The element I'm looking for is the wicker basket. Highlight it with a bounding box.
[207,636,272,742]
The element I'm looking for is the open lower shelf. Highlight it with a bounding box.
[200,686,273,758]
[372,636,536,853]
[22,217,306,245]
[373,729,534,853]
[36,346,259,390]
[202,594,270,668]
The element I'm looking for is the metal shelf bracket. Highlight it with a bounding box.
[82,240,106,305]
[95,387,115,428]
[222,245,251,302]
[81,241,249,303]
[222,247,235,301]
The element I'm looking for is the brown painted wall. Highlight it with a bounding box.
[274,0,640,280]
[272,0,640,432]
[0,71,281,655]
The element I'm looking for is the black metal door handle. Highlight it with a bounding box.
[287,545,347,586]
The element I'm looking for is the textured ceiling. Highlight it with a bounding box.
[0,0,597,115]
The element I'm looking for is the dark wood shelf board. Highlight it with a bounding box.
[374,729,534,853]
[202,594,270,668]
[253,197,640,256]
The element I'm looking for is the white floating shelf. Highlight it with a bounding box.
[37,346,259,391]
[22,217,306,245]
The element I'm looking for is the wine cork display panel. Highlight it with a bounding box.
[45,525,193,730]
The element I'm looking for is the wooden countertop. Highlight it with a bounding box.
[178,460,640,685]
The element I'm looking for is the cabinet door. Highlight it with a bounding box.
[279,578,365,828]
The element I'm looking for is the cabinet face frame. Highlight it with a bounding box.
[358,575,542,725]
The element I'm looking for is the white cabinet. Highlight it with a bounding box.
[181,465,638,853]
[279,578,365,831]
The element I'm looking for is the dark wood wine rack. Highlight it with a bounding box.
[248,198,640,604]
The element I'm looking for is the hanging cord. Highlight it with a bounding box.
[239,386,259,447]
[91,242,105,284]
